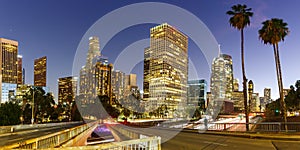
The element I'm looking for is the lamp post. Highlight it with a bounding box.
[31,87,35,124]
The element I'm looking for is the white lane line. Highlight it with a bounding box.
[203,141,228,146]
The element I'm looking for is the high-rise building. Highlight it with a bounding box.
[145,23,188,115]
[188,80,207,110]
[112,70,125,102]
[58,76,78,105]
[34,56,47,87]
[124,74,138,97]
[79,36,101,103]
[17,55,23,85]
[143,47,150,99]
[233,78,239,92]
[0,38,18,103]
[210,54,233,101]
[0,38,18,84]
[210,53,234,114]
[94,57,113,104]
[264,88,271,104]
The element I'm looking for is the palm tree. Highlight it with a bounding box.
[259,18,289,131]
[227,4,253,131]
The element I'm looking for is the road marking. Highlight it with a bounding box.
[203,141,228,146]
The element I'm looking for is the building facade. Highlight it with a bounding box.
[143,47,150,99]
[34,56,47,87]
[264,88,271,104]
[187,79,207,110]
[94,57,113,104]
[111,70,125,102]
[58,76,78,105]
[17,55,23,85]
[145,23,188,116]
[0,38,19,103]
[210,53,234,114]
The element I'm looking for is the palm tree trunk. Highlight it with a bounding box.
[275,43,288,132]
[241,29,249,131]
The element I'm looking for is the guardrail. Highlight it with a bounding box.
[1,121,98,149]
[0,121,83,134]
[189,122,300,132]
[107,124,161,150]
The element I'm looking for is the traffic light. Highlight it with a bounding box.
[275,109,280,116]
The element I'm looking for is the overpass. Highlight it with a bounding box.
[1,119,300,149]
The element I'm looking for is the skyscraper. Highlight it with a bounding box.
[17,55,23,85]
[188,80,207,110]
[94,57,113,104]
[124,74,138,97]
[145,23,188,116]
[0,38,18,102]
[111,70,125,102]
[34,56,47,87]
[58,76,78,105]
[210,54,234,100]
[233,78,239,92]
[210,53,234,114]
[264,88,271,104]
[143,47,150,99]
[79,36,101,102]
[0,38,18,83]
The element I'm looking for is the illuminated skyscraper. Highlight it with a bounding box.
[145,23,188,115]
[17,55,23,85]
[111,70,125,102]
[0,38,18,83]
[210,53,234,114]
[34,56,47,87]
[94,57,113,104]
[79,37,101,101]
[210,54,233,100]
[0,38,18,102]
[233,78,239,92]
[58,76,78,105]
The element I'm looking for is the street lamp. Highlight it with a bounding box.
[31,86,35,124]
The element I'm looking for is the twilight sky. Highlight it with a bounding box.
[0,0,299,101]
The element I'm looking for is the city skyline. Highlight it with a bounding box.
[1,1,300,100]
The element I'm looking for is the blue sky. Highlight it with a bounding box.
[0,0,299,101]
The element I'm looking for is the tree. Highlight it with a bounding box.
[0,102,22,126]
[227,4,253,131]
[259,18,289,131]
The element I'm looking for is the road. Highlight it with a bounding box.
[108,124,300,150]
[0,122,83,147]
[162,131,300,150]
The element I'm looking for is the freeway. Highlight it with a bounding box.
[0,122,83,147]
[161,131,300,150]
[107,124,300,150]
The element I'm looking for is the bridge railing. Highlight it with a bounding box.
[0,121,83,134]
[2,120,98,149]
[189,122,300,132]
[107,124,161,150]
